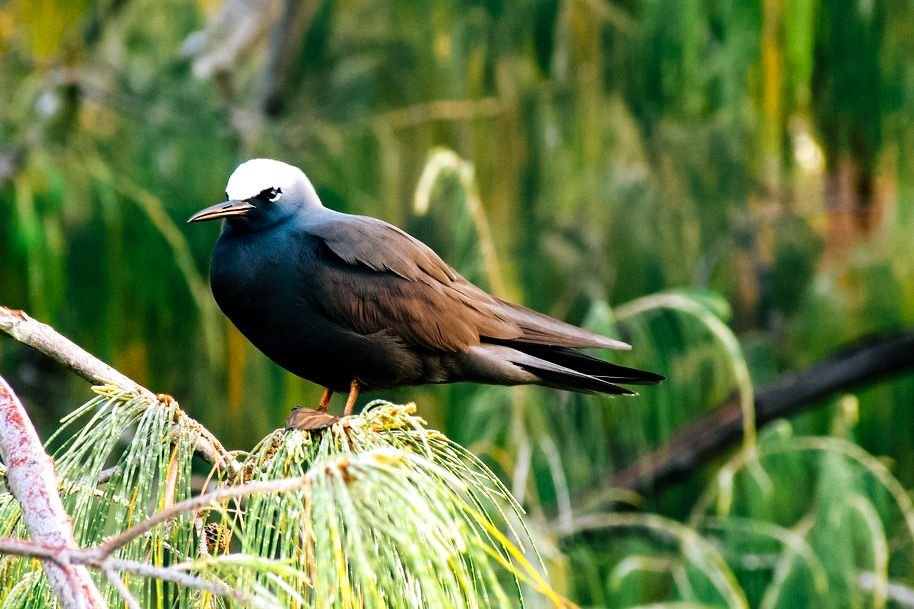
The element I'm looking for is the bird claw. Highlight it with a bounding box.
[284,407,340,431]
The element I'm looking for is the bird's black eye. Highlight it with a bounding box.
[257,187,282,203]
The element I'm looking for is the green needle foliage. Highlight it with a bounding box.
[233,400,564,608]
[0,389,563,609]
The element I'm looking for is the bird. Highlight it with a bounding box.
[189,159,663,430]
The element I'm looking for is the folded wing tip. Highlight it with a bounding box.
[604,338,632,350]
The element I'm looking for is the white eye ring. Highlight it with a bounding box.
[268,189,282,202]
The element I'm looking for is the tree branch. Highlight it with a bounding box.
[0,375,107,609]
[0,307,141,390]
[611,330,914,494]
[0,537,280,609]
[0,306,241,477]
[103,568,142,609]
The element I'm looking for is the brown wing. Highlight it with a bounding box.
[306,213,630,352]
[315,215,457,285]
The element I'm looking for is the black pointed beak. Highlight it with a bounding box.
[187,200,256,223]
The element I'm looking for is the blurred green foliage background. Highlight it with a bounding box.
[4,0,914,607]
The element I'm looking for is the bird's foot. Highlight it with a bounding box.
[285,407,340,431]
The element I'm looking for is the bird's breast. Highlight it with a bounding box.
[212,232,315,342]
[208,230,367,389]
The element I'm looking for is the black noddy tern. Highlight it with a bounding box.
[190,159,663,430]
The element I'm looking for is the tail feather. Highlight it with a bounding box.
[462,343,663,396]
[513,360,637,395]
[509,344,665,385]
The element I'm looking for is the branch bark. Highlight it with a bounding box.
[0,306,241,477]
[611,330,914,494]
[0,537,279,609]
[0,375,107,609]
[0,308,141,391]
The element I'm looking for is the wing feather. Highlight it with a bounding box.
[303,213,629,353]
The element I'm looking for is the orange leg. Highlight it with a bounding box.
[317,387,333,412]
[343,380,360,417]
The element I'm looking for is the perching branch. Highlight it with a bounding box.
[611,330,914,494]
[0,375,107,609]
[0,537,278,609]
[0,306,241,477]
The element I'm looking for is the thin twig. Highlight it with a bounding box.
[0,376,107,609]
[0,308,291,607]
[0,306,241,477]
[103,557,279,609]
[95,474,314,558]
[0,536,71,560]
[103,567,142,609]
